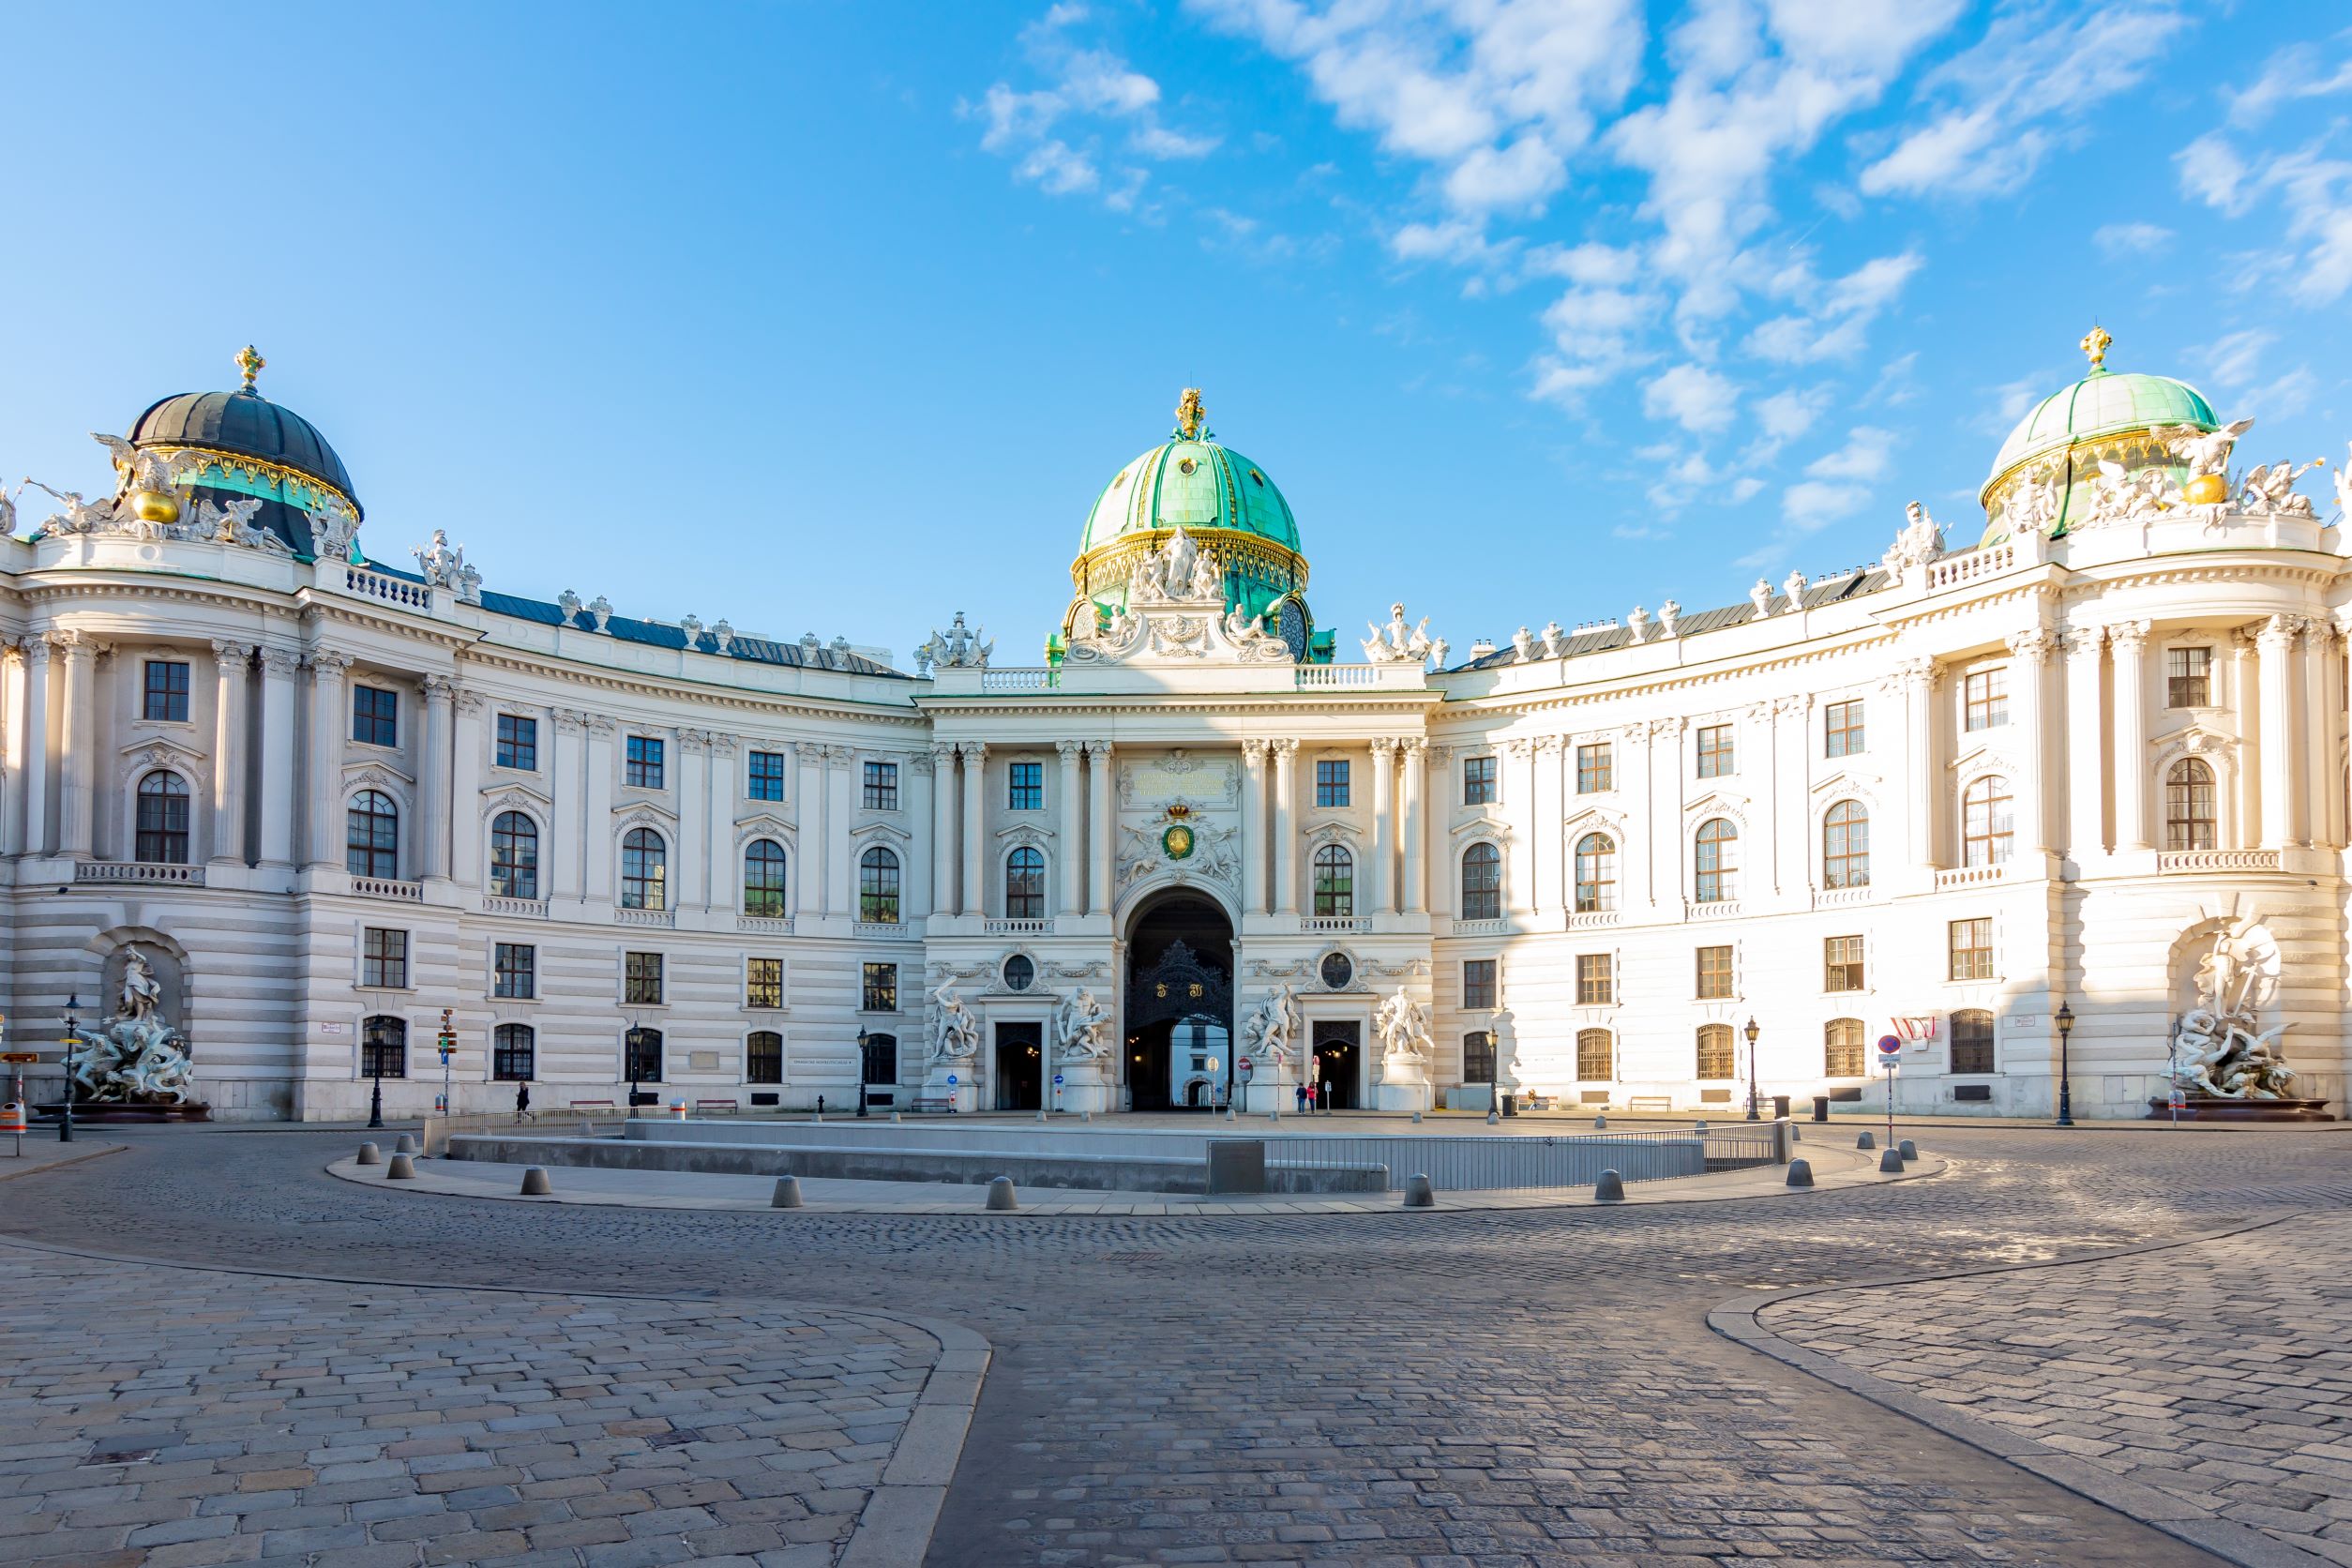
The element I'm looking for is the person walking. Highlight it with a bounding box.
[1294,1081,1308,1116]
[515,1081,534,1123]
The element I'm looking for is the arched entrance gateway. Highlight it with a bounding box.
[1123,893,1233,1112]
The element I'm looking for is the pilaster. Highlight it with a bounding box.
[257,648,301,867]
[208,641,256,865]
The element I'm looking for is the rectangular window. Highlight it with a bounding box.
[626,735,665,789]
[492,1024,535,1082]
[1964,669,2007,731]
[1576,953,1612,1005]
[861,760,897,810]
[143,659,190,722]
[1696,723,1735,778]
[623,1028,663,1084]
[748,749,788,802]
[746,1032,784,1084]
[1824,699,1864,758]
[1007,761,1043,810]
[861,962,897,1014]
[861,1033,898,1086]
[1824,935,1865,992]
[492,942,535,1000]
[1696,944,1734,1001]
[1461,958,1498,1011]
[495,714,537,771]
[1315,759,1350,807]
[624,950,664,1005]
[2166,646,2212,708]
[746,957,784,1009]
[1825,1018,1867,1077]
[1949,917,1995,981]
[1576,743,1613,793]
[361,927,408,989]
[1462,755,1497,805]
[1950,1011,1997,1074]
[353,686,399,747]
[1696,1027,1736,1080]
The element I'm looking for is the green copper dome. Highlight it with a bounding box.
[1079,434,1300,555]
[1985,369,2217,491]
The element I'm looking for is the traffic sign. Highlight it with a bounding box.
[946,1074,958,1086]
[0,1052,38,1065]
[1052,1073,1064,1086]
[1237,1057,1254,1081]
[1877,1034,1902,1058]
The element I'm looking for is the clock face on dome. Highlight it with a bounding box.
[1276,597,1309,662]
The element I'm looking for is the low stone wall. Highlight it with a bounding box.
[445,1134,1388,1195]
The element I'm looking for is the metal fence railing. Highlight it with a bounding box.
[1260,1122,1785,1193]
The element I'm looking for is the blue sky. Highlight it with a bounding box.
[6,2,2348,665]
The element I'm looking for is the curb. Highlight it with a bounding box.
[0,1142,124,1183]
[1709,1212,2322,1568]
[0,1233,990,1568]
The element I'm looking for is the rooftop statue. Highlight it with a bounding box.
[1881,501,1945,581]
[2240,459,2324,518]
[2155,417,2254,479]
[1363,602,1435,665]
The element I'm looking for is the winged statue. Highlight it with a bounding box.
[89,432,196,496]
[2154,418,2254,477]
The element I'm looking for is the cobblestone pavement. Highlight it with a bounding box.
[1759,1211,2352,1565]
[4,1125,2350,1565]
[0,1244,940,1566]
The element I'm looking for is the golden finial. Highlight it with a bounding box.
[2079,325,2112,372]
[1174,386,1206,441]
[234,344,265,393]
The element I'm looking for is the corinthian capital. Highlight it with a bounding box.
[210,639,258,665]
[422,673,458,703]
[2060,624,2105,658]
[258,646,303,677]
[308,648,355,677]
[2104,619,2150,656]
[2005,627,2056,666]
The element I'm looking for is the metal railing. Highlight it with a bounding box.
[1260,1122,1783,1193]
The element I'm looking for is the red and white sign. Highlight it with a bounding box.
[1877,1034,1904,1062]
[1236,1056,1255,1081]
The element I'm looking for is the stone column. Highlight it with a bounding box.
[0,641,25,858]
[959,741,987,917]
[2061,625,2105,863]
[2257,615,2304,850]
[1240,740,1268,915]
[706,733,737,912]
[306,649,353,869]
[55,633,100,859]
[928,743,957,916]
[2005,628,2053,856]
[1529,737,1561,916]
[796,741,826,916]
[1368,737,1396,916]
[2110,622,2152,852]
[419,674,456,882]
[824,746,854,915]
[550,710,587,901]
[1271,740,1298,916]
[205,641,254,865]
[2301,620,2333,847]
[1056,739,1084,916]
[1087,740,1114,918]
[450,688,487,889]
[583,717,616,901]
[1401,739,1427,914]
[1901,658,1937,871]
[676,731,710,909]
[15,639,51,857]
[257,648,300,867]
[905,749,934,923]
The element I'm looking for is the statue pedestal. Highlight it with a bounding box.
[36,1101,210,1123]
[2147,1093,2333,1123]
[1243,1081,1294,1116]
[1374,1079,1432,1114]
[919,1067,978,1114]
[1055,1058,1115,1115]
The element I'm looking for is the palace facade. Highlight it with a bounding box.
[3,344,2345,1120]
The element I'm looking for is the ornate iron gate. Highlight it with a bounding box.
[1125,939,1231,1032]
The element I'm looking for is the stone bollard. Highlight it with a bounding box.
[1693,1121,1708,1135]
[1791,1125,1802,1142]
[1898,1138,1918,1162]
[772,1175,804,1209]
[1594,1168,1625,1202]
[1410,1110,1423,1123]
[1857,1130,1876,1150]
[1593,1114,1606,1129]
[1878,1147,1905,1173]
[520,1167,553,1197]
[1402,1173,1435,1208]
[394,1134,418,1155]
[1786,1157,1814,1188]
[354,1141,382,1167]
[985,1176,1018,1212]
[579,1120,595,1138]
[890,1112,901,1123]
[385,1153,416,1180]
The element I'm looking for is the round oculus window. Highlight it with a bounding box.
[1003,955,1034,991]
[1319,951,1353,990]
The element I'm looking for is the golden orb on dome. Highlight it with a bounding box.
[129,490,180,524]
[2182,473,2230,506]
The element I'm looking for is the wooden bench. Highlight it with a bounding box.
[694,1099,740,1115]
[1627,1095,1673,1113]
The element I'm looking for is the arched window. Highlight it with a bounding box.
[1962,776,2013,867]
[1575,1028,1612,1081]
[346,790,399,880]
[743,838,789,917]
[746,1030,784,1084]
[1696,1022,1736,1079]
[861,1032,898,1087]
[1951,1008,1997,1074]
[1460,841,1502,920]
[1462,1031,1497,1083]
[620,827,667,910]
[490,811,539,900]
[1574,832,1617,912]
[859,846,901,923]
[135,771,190,864]
[1005,846,1046,919]
[2165,759,2216,851]
[361,1015,406,1078]
[1824,1018,1866,1077]
[1694,818,1738,902]
[1312,843,1354,918]
[491,1023,535,1082]
[1822,800,1869,889]
[624,1026,664,1083]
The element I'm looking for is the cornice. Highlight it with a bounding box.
[450,644,929,731]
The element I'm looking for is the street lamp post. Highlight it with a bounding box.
[855,1028,871,1117]
[58,996,80,1144]
[2055,1002,2075,1127]
[1743,1017,1762,1122]
[436,1009,455,1118]
[366,1032,385,1131]
[1486,1027,1500,1124]
[625,1017,642,1120]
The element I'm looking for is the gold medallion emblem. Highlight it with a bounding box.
[1162,823,1196,860]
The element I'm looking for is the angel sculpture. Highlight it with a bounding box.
[2241,460,2322,518]
[89,432,196,498]
[2155,418,2254,478]
[305,500,360,562]
[2006,473,2060,536]
[26,479,113,535]
[200,493,266,543]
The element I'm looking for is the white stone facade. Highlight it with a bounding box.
[5,407,2348,1122]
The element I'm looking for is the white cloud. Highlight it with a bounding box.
[2093,221,2173,259]
[1391,218,1511,266]
[1642,362,1740,432]
[1781,478,1868,531]
[1443,135,1567,215]
[1802,425,1894,482]
[1756,385,1830,442]
[1525,240,1641,287]
[1744,250,1920,363]
[971,13,1221,205]
[1017,140,1099,194]
[2192,328,2273,393]
[2227,39,2352,128]
[2179,135,2352,305]
[1131,123,1221,158]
